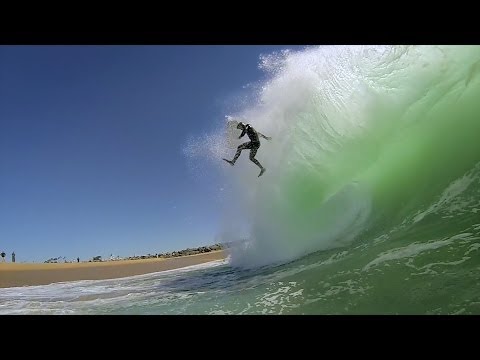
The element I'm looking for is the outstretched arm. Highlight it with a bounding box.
[258,132,272,140]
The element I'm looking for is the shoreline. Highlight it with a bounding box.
[0,250,227,288]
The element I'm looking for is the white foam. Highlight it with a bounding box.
[363,233,479,271]
[413,162,480,223]
[0,259,227,315]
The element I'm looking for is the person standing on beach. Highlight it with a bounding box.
[1,251,5,262]
[11,252,15,263]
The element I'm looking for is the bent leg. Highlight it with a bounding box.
[231,142,251,164]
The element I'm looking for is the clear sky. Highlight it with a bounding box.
[0,45,301,262]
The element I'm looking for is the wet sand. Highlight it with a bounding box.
[0,250,227,288]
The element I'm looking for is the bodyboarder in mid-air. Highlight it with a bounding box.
[223,122,271,177]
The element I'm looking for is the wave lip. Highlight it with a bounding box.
[185,45,480,268]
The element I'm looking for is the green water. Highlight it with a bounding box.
[2,46,480,314]
[215,45,480,314]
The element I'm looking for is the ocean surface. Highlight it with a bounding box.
[2,45,480,314]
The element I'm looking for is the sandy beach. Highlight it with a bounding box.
[0,250,227,288]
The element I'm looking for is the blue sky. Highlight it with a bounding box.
[0,45,301,262]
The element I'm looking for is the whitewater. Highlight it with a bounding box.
[2,45,480,314]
